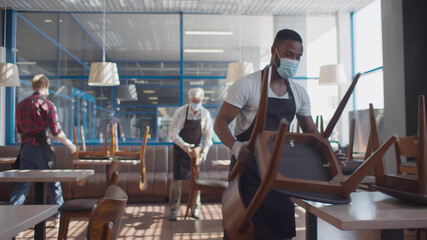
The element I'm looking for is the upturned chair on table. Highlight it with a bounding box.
[73,125,111,161]
[110,124,150,191]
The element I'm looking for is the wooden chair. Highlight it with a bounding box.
[87,185,128,240]
[73,125,110,160]
[222,69,397,240]
[394,135,418,174]
[111,125,150,191]
[184,147,229,220]
[58,159,122,240]
[372,95,427,203]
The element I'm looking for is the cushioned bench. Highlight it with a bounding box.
[0,144,230,204]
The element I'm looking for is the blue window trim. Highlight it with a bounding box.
[5,9,17,145]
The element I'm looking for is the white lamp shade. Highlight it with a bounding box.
[88,62,120,86]
[226,62,254,85]
[318,63,347,85]
[117,84,138,101]
[0,63,20,87]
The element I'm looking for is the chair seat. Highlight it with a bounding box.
[340,159,364,175]
[195,179,229,189]
[60,199,98,212]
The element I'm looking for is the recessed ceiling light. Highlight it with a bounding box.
[44,19,52,23]
[184,49,224,53]
[185,31,233,35]
[152,101,158,104]
[16,62,37,65]
[143,90,156,94]
[204,90,214,94]
[148,96,158,100]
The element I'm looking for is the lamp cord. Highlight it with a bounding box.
[238,0,242,63]
[3,0,6,49]
[102,0,106,62]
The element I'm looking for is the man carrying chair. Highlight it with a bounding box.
[168,87,213,221]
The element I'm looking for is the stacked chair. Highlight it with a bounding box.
[111,124,150,191]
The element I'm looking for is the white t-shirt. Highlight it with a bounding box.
[225,69,312,137]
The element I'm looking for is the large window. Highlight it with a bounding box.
[7,7,382,145]
[353,0,383,110]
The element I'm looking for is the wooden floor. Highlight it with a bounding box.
[14,203,422,240]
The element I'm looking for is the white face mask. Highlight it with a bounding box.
[274,49,300,79]
[190,102,202,111]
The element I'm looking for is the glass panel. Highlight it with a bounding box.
[19,13,59,41]
[16,17,58,76]
[354,0,383,73]
[59,13,88,76]
[353,0,384,110]
[355,70,384,109]
[73,13,181,76]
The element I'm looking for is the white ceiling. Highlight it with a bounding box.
[3,0,373,15]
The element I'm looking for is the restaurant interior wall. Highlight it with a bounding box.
[0,4,384,147]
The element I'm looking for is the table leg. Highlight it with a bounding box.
[381,229,404,240]
[34,182,46,240]
[306,211,318,240]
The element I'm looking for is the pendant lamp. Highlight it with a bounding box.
[117,84,138,101]
[0,2,20,87]
[318,63,347,85]
[88,0,119,86]
[225,0,253,86]
[225,62,253,85]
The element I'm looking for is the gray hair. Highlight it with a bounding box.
[188,87,204,99]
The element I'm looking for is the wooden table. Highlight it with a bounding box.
[0,169,94,240]
[291,191,427,240]
[73,158,139,166]
[0,205,57,239]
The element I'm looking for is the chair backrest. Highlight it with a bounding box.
[110,123,119,155]
[190,147,203,183]
[139,126,150,191]
[394,135,418,173]
[74,124,110,156]
[80,125,87,152]
[73,125,80,156]
[108,159,122,185]
[87,185,128,240]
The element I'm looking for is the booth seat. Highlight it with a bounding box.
[0,144,230,204]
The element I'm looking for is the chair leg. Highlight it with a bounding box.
[184,187,196,220]
[58,213,70,240]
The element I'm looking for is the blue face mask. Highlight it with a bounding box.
[190,102,202,111]
[274,49,299,79]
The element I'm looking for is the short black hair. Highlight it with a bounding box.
[272,29,303,47]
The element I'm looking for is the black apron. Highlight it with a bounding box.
[173,106,202,180]
[231,71,297,239]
